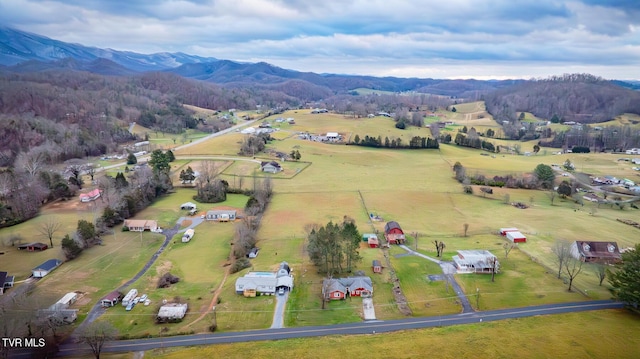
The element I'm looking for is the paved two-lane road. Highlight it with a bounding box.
[51,300,623,358]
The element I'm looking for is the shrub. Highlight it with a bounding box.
[230,258,251,274]
[157,272,180,288]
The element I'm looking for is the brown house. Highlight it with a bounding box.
[571,241,622,263]
[18,242,49,251]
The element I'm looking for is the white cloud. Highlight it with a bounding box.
[0,0,639,79]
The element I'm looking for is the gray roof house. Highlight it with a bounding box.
[235,262,293,297]
[322,276,373,300]
[156,303,188,323]
[261,161,283,173]
[1,271,15,295]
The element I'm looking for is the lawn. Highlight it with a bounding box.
[139,309,640,359]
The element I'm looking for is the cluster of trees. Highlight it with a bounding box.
[325,92,454,119]
[350,134,439,149]
[452,131,496,152]
[453,162,544,190]
[60,220,100,260]
[307,217,362,275]
[538,125,640,151]
[193,160,228,203]
[239,134,271,156]
[231,177,274,273]
[98,165,173,229]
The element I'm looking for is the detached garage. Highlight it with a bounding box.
[506,231,527,243]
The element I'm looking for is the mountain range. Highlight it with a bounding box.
[0,26,524,97]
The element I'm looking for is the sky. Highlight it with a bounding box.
[1,0,639,80]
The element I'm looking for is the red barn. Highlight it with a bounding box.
[384,221,405,244]
[499,227,519,236]
[367,236,380,248]
[506,231,527,243]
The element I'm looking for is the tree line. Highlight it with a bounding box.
[350,134,439,149]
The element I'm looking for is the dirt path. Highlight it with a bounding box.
[180,267,230,331]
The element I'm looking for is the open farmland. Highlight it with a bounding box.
[2,104,640,357]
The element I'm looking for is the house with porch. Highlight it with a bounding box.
[17,242,49,251]
[123,219,159,232]
[452,250,499,274]
[235,262,293,297]
[322,276,373,300]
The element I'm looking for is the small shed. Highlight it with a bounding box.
[372,260,382,274]
[101,290,122,307]
[157,303,188,323]
[506,231,526,243]
[32,259,62,278]
[247,248,260,258]
[362,233,377,242]
[367,237,380,248]
[57,292,78,307]
[499,228,519,236]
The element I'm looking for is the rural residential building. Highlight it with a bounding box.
[571,241,622,263]
[261,161,283,173]
[452,250,499,274]
[17,242,49,251]
[384,221,405,245]
[32,259,62,278]
[101,290,122,307]
[38,304,78,324]
[235,262,293,297]
[1,271,15,295]
[506,231,527,243]
[123,219,158,232]
[79,188,102,202]
[372,260,382,274]
[157,303,188,323]
[206,210,237,222]
[322,276,373,300]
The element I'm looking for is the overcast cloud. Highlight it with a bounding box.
[1,0,639,79]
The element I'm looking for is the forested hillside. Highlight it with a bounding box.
[484,74,640,124]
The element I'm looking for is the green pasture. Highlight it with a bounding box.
[139,309,640,359]
[390,253,461,316]
[175,132,246,156]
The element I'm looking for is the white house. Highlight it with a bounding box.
[261,161,282,173]
[625,148,640,155]
[206,210,237,222]
[452,250,499,274]
[326,132,340,141]
[123,219,159,232]
[32,259,62,278]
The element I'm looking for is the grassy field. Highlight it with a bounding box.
[4,100,640,357]
[120,309,640,359]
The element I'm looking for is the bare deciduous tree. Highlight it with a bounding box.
[552,239,573,279]
[77,321,118,359]
[433,240,445,257]
[463,223,469,237]
[563,257,584,291]
[503,243,515,259]
[38,217,61,248]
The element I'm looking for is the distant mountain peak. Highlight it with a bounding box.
[0,26,217,71]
